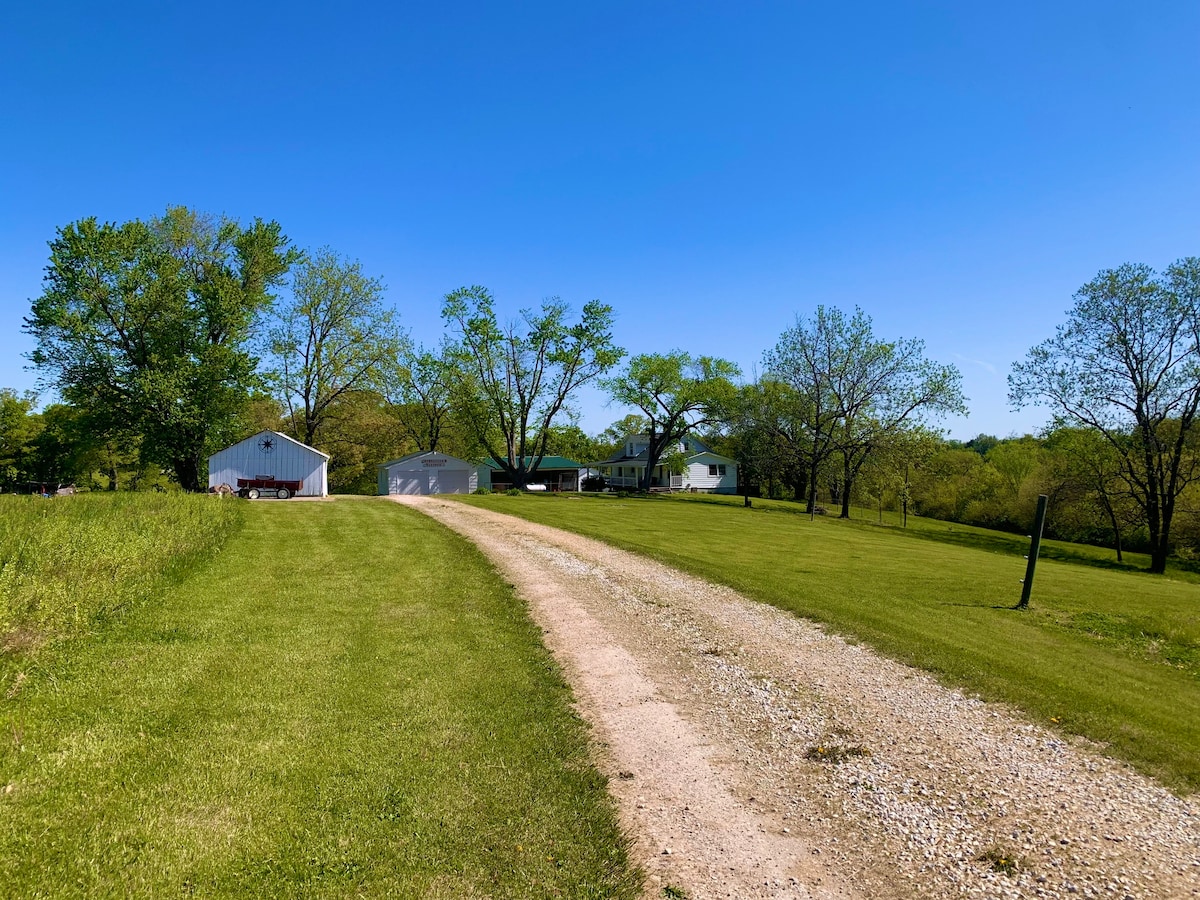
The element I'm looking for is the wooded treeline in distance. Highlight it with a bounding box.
[7,208,1200,572]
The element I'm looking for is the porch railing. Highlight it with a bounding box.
[605,475,640,488]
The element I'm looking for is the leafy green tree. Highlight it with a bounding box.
[542,423,605,464]
[389,344,458,453]
[596,414,649,458]
[911,447,1002,522]
[766,308,965,516]
[1010,259,1200,573]
[1044,427,1144,560]
[602,351,739,493]
[0,390,42,489]
[854,426,942,523]
[318,390,405,494]
[763,312,844,512]
[965,433,1000,456]
[443,286,624,488]
[25,208,298,491]
[987,437,1045,499]
[270,248,407,447]
[803,307,967,518]
[720,379,805,504]
[29,403,95,486]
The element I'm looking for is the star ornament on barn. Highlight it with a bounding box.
[258,437,277,454]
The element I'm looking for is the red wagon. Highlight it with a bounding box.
[237,476,302,500]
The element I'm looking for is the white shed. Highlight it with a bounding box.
[208,431,330,497]
[377,452,483,495]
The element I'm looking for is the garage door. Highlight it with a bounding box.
[389,473,426,495]
[431,470,470,494]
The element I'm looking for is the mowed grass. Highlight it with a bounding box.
[0,499,639,899]
[457,492,1200,794]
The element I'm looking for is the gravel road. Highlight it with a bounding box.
[390,496,1199,900]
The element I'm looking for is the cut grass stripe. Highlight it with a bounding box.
[0,499,639,899]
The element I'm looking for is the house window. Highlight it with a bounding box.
[708,464,727,477]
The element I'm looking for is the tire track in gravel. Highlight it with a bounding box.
[389,496,1200,900]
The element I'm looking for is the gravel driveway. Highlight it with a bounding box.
[391,496,1199,900]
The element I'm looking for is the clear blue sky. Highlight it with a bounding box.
[3,2,1198,440]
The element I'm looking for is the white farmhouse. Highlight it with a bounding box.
[593,433,738,493]
[208,431,329,497]
[377,451,488,495]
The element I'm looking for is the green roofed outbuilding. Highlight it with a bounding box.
[486,456,584,492]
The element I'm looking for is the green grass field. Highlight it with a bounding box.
[458,492,1200,794]
[0,493,242,643]
[0,499,639,899]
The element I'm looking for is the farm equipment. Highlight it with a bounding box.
[237,476,302,500]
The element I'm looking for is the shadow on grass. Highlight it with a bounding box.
[938,600,1028,610]
[565,491,1200,581]
[865,520,1200,581]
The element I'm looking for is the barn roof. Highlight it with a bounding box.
[209,430,329,461]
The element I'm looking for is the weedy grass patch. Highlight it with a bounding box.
[0,498,639,899]
[0,493,241,644]
[459,492,1200,793]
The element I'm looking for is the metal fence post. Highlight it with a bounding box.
[1018,494,1049,610]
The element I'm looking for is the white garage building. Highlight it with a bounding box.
[377,451,486,495]
[208,431,330,497]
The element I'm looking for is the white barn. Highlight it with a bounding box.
[377,452,485,495]
[208,431,329,497]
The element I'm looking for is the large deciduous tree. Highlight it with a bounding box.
[763,313,842,512]
[25,208,297,491]
[1009,259,1200,573]
[388,344,458,453]
[269,248,406,447]
[821,308,965,518]
[443,286,624,488]
[768,304,964,513]
[602,351,739,493]
[0,390,42,490]
[765,306,965,517]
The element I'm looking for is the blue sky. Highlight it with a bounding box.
[3,2,1198,440]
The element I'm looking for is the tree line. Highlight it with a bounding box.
[7,207,1200,572]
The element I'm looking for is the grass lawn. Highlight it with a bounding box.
[458,492,1200,794]
[0,499,639,899]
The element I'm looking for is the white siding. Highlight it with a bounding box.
[680,454,738,494]
[378,453,479,495]
[208,431,329,496]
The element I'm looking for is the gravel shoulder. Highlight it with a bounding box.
[391,496,1200,900]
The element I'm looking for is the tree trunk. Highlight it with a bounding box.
[789,474,804,505]
[639,466,653,492]
[1101,499,1123,563]
[174,456,202,492]
[1150,543,1169,574]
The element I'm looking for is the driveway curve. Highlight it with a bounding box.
[389,495,1199,900]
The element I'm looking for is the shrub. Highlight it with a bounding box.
[505,488,522,496]
[473,487,492,495]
